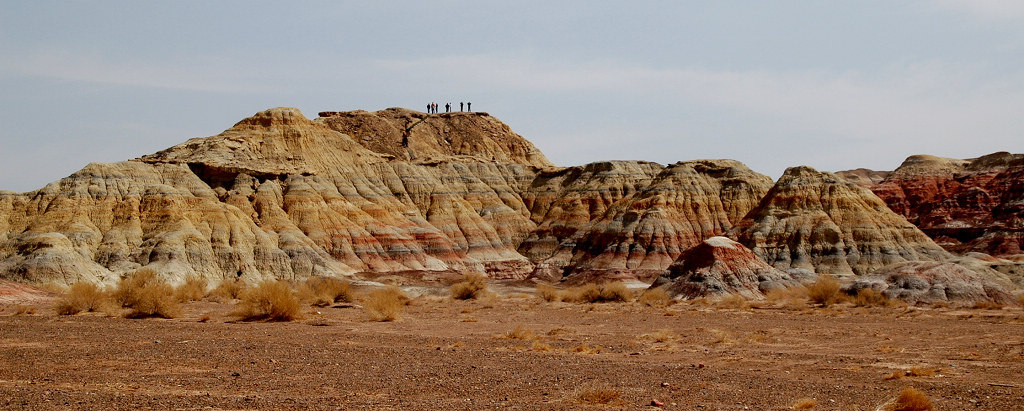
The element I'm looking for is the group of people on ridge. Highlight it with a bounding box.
[426,101,471,114]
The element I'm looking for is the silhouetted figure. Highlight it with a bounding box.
[460,102,464,111]
[445,103,451,112]
[427,103,431,113]
[467,102,471,111]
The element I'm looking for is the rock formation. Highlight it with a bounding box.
[845,261,1018,305]
[871,152,1024,257]
[522,160,774,283]
[655,237,806,299]
[732,166,951,277]
[835,168,890,189]
[0,108,549,286]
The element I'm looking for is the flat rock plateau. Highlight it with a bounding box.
[1,107,1022,409]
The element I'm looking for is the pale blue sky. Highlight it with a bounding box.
[2,1,1022,192]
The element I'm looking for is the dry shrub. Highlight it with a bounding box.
[638,287,671,307]
[39,282,69,294]
[210,279,246,302]
[885,387,933,411]
[765,287,809,310]
[575,384,623,406]
[234,281,301,322]
[709,328,737,344]
[298,277,353,307]
[175,275,208,302]
[55,282,112,315]
[536,284,562,302]
[531,341,554,352]
[791,397,818,409]
[571,344,603,354]
[853,288,888,307]
[807,276,842,307]
[564,282,632,303]
[906,367,937,377]
[499,324,536,340]
[972,300,1003,310]
[1016,292,1024,307]
[364,286,407,322]
[113,269,180,319]
[13,304,36,315]
[450,273,488,300]
[715,293,750,309]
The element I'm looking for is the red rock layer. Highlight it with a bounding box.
[733,166,951,277]
[872,152,1024,257]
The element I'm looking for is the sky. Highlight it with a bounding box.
[1,1,1022,192]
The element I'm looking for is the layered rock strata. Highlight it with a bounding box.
[0,108,550,285]
[732,166,951,277]
[655,237,805,299]
[523,160,774,283]
[871,152,1024,257]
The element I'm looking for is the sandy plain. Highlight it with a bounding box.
[1,283,1023,410]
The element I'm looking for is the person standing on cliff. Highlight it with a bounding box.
[426,103,431,114]
[445,103,451,112]
[467,102,471,112]
[460,102,464,111]
[432,102,437,113]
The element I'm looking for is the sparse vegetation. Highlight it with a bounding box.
[971,300,1003,310]
[806,276,842,307]
[113,269,181,319]
[499,324,536,340]
[13,304,36,315]
[571,344,603,354]
[638,287,671,307]
[449,273,488,300]
[174,275,208,302]
[715,293,750,309]
[54,282,112,315]
[885,387,933,411]
[791,397,818,409]
[765,287,809,310]
[210,279,247,302]
[298,277,353,307]
[234,280,302,322]
[363,286,407,322]
[853,288,888,307]
[562,282,632,303]
[536,284,561,302]
[575,384,623,405]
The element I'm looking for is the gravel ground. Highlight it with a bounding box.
[1,292,1023,410]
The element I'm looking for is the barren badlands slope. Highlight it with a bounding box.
[0,108,776,286]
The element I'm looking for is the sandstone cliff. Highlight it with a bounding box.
[732,166,951,277]
[872,152,1024,257]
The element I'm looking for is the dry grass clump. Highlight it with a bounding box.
[709,328,738,344]
[562,282,633,303]
[499,324,536,340]
[536,284,562,302]
[211,279,247,302]
[13,304,36,315]
[1016,292,1024,307]
[571,344,604,354]
[298,277,353,307]
[233,281,302,322]
[765,287,809,310]
[450,273,488,300]
[971,300,1003,310]
[714,293,750,309]
[574,384,623,406]
[363,286,408,322]
[113,269,181,319]
[530,341,554,352]
[638,287,671,307]
[882,387,933,411]
[852,288,888,307]
[807,276,842,307]
[55,282,112,315]
[791,397,818,409]
[174,275,208,302]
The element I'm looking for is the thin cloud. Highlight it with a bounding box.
[0,49,272,93]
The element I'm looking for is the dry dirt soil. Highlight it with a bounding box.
[1,286,1023,410]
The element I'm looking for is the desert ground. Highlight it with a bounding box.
[1,282,1023,410]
